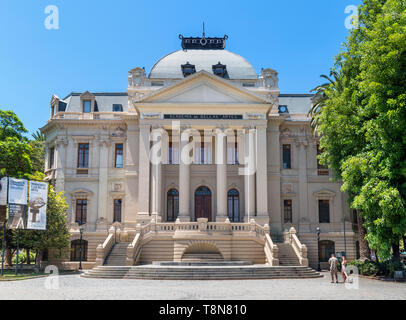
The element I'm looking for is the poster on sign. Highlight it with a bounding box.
[8,178,28,205]
[7,203,27,229]
[0,177,7,206]
[27,181,48,230]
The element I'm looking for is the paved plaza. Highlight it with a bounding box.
[0,272,404,300]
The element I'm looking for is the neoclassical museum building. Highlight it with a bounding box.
[41,34,358,271]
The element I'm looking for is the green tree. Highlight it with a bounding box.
[313,0,406,260]
[0,110,69,267]
[0,110,27,141]
[29,131,45,174]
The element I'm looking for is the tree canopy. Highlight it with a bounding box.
[0,110,69,265]
[313,0,406,259]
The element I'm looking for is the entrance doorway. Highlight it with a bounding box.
[194,186,212,221]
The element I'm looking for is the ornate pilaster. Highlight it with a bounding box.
[97,137,110,231]
[179,125,191,221]
[55,136,68,193]
[215,128,227,221]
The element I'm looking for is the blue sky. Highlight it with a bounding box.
[0,0,361,135]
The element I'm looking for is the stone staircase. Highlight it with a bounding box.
[277,243,300,266]
[181,253,223,262]
[103,242,130,266]
[82,264,322,280]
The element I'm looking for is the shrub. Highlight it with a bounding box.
[11,251,36,264]
[347,259,379,276]
[379,259,405,277]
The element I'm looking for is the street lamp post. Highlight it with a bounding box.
[316,227,321,272]
[79,226,84,271]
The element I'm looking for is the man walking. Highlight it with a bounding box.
[328,253,339,283]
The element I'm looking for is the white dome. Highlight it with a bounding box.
[149,49,258,80]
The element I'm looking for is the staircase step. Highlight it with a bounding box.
[82,265,322,280]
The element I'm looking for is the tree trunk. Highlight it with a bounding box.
[5,248,12,266]
[392,242,400,261]
[356,210,371,261]
[26,249,30,265]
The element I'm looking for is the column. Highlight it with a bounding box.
[55,137,67,193]
[255,125,269,225]
[178,126,191,221]
[150,127,163,220]
[124,122,138,226]
[297,139,310,231]
[215,128,227,221]
[244,128,256,222]
[268,120,282,234]
[137,125,151,224]
[97,138,109,230]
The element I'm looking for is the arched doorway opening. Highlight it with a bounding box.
[182,242,223,261]
[194,186,212,221]
[167,189,179,222]
[227,189,240,222]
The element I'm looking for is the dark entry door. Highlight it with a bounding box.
[194,186,212,221]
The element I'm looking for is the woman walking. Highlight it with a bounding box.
[341,256,348,283]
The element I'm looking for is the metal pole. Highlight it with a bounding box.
[317,232,321,272]
[1,224,5,276]
[79,230,83,271]
[343,217,347,256]
[15,229,20,275]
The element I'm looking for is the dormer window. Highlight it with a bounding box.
[278,105,289,114]
[181,62,196,77]
[80,91,95,113]
[113,104,123,112]
[212,62,228,78]
[83,100,91,113]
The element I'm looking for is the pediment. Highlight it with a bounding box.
[139,71,268,104]
[313,189,336,199]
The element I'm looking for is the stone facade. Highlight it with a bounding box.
[41,41,357,270]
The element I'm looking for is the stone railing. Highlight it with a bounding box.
[139,217,268,239]
[54,112,125,120]
[95,232,115,267]
[264,224,279,266]
[284,227,309,267]
[124,218,271,266]
[126,224,143,266]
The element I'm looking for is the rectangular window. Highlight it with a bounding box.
[115,144,124,168]
[75,199,87,224]
[168,139,179,164]
[282,144,291,169]
[283,199,292,223]
[83,100,91,113]
[113,199,122,223]
[227,138,238,165]
[49,147,55,169]
[200,141,205,164]
[319,199,330,223]
[77,143,89,168]
[168,141,173,164]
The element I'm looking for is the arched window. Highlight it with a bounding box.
[167,189,179,222]
[227,189,240,222]
[70,239,88,262]
[319,240,335,262]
